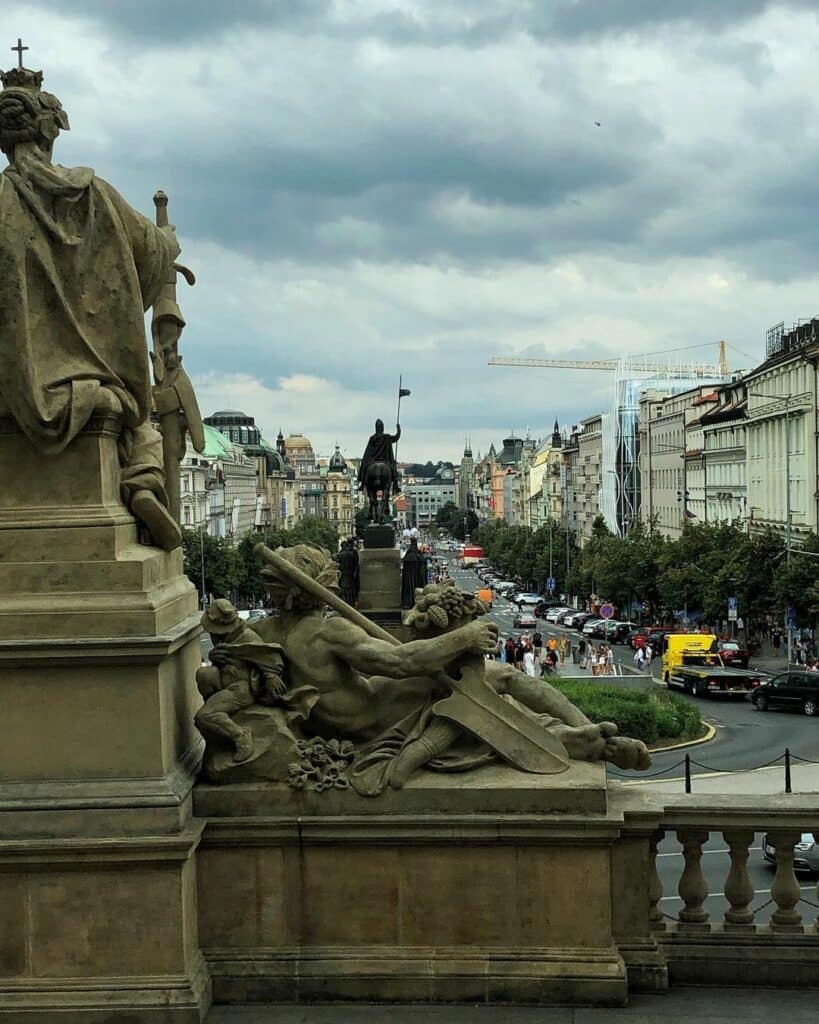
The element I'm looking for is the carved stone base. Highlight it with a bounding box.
[0,827,210,1024]
[195,763,629,1007]
[201,707,299,785]
[0,416,210,1022]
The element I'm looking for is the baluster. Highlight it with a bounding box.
[676,829,710,930]
[769,830,804,933]
[722,829,756,929]
[648,829,666,931]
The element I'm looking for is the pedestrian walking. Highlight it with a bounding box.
[606,645,615,676]
[497,638,506,663]
[633,646,646,671]
[504,636,516,665]
[644,643,653,668]
[590,646,599,676]
[533,630,543,667]
[514,637,525,672]
[577,637,587,670]
[558,635,569,666]
[523,648,536,677]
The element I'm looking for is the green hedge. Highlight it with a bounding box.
[551,680,703,745]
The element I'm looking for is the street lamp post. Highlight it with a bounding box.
[748,391,793,664]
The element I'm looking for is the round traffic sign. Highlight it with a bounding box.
[599,603,614,620]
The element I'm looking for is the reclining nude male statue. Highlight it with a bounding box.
[216,543,652,797]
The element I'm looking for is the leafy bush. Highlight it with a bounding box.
[552,679,703,746]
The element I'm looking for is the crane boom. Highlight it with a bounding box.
[488,357,619,370]
[489,357,723,378]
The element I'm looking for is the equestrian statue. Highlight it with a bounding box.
[357,419,401,523]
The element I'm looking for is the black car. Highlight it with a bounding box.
[751,670,819,717]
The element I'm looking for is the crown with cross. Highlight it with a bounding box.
[1,38,43,91]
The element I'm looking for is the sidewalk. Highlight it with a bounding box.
[207,987,819,1022]
[620,758,819,794]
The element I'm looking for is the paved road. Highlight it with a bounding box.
[447,563,819,782]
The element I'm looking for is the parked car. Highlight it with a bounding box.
[494,581,517,596]
[554,608,580,625]
[750,670,819,716]
[607,621,638,644]
[544,606,572,623]
[716,640,750,668]
[567,612,595,630]
[513,592,541,609]
[534,598,564,617]
[583,619,604,636]
[513,611,539,629]
[631,626,674,650]
[762,832,819,873]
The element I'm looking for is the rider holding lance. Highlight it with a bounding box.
[357,419,402,496]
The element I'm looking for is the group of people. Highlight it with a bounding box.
[632,643,654,672]
[493,631,569,678]
[585,641,617,676]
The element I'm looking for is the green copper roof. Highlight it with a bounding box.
[200,424,235,458]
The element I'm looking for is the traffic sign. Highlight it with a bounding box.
[546,577,556,592]
[599,603,614,620]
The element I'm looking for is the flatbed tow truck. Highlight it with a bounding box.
[660,633,763,698]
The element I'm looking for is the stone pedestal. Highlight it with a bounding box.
[194,764,631,1007]
[357,525,402,634]
[0,416,210,1023]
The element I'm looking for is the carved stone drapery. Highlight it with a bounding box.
[722,829,756,929]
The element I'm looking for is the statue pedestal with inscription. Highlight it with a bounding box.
[0,416,210,1023]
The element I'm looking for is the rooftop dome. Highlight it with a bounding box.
[284,434,313,452]
[328,446,348,472]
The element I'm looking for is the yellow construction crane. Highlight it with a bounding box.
[489,340,730,378]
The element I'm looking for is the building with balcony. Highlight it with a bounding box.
[701,379,748,528]
[324,447,355,539]
[577,413,605,544]
[745,320,819,542]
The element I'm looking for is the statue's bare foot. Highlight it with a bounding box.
[604,735,651,771]
[93,386,122,416]
[552,721,618,762]
[131,489,182,551]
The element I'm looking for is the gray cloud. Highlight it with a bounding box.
[7,1,819,461]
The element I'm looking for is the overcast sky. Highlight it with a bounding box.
[8,1,819,461]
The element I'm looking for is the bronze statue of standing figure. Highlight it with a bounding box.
[357,418,401,522]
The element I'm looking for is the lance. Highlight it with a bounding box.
[151,190,204,525]
[254,543,569,774]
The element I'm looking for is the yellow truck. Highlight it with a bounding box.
[661,633,762,698]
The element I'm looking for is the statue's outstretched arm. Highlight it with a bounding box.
[322,616,497,679]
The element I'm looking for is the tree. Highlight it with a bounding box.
[181,529,243,604]
[435,501,478,541]
[289,516,338,551]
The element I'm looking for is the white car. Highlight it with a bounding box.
[545,606,572,623]
[583,619,604,636]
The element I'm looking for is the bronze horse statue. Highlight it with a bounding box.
[362,461,393,523]
[358,420,401,524]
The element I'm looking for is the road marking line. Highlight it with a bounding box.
[657,847,763,858]
[660,886,814,902]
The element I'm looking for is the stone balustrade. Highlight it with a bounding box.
[616,789,819,988]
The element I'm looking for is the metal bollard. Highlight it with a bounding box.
[684,753,692,794]
[784,747,792,794]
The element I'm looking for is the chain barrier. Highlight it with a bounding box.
[606,758,686,780]
[610,746,819,794]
